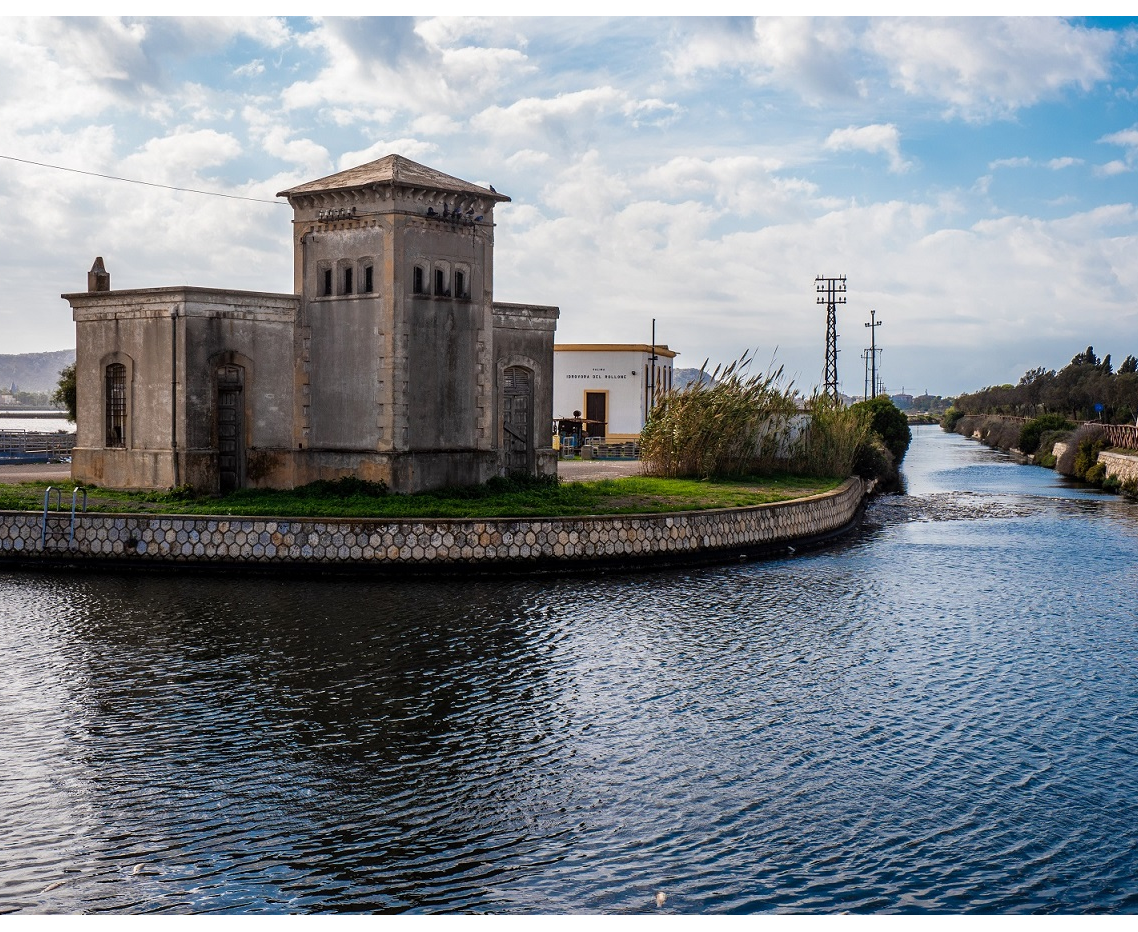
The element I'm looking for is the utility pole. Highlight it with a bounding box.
[861,348,871,401]
[865,308,882,398]
[816,275,846,401]
[647,318,658,420]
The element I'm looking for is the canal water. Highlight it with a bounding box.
[2,426,1137,914]
[0,413,73,432]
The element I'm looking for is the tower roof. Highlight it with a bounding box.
[276,154,510,202]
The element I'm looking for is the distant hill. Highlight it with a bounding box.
[0,349,76,393]
[672,367,716,390]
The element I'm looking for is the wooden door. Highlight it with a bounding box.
[585,391,606,439]
[216,364,245,493]
[502,366,532,474]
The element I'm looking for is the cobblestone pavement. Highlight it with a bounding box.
[557,459,643,482]
[0,463,71,483]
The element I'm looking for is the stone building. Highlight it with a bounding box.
[63,155,559,493]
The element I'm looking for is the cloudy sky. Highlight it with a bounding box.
[2,15,1137,396]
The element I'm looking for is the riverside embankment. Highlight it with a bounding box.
[0,477,867,575]
[950,413,1138,489]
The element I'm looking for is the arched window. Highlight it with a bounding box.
[413,265,425,294]
[105,363,127,448]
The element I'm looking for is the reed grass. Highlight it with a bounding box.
[639,353,799,478]
[640,354,870,481]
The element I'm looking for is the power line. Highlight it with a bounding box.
[0,154,287,205]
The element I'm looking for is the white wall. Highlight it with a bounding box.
[553,347,673,438]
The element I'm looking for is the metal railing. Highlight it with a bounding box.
[962,415,1138,452]
[41,486,87,549]
[1,429,76,459]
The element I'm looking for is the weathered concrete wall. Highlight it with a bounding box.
[0,478,865,573]
[65,287,300,493]
[494,303,559,478]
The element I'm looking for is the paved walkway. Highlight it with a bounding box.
[0,463,72,483]
[1,460,644,485]
[557,459,642,482]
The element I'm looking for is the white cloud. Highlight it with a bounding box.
[867,18,1115,120]
[233,59,265,78]
[1101,127,1138,148]
[639,155,818,220]
[338,138,439,169]
[989,156,1084,170]
[990,157,1034,169]
[505,149,552,169]
[472,87,626,138]
[1095,160,1131,177]
[1100,125,1138,174]
[410,114,464,136]
[282,16,534,119]
[825,124,910,173]
[120,129,243,183]
[669,17,865,104]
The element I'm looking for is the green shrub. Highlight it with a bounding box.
[1085,460,1107,485]
[1071,424,1108,483]
[941,406,964,431]
[1018,414,1075,454]
[851,434,902,491]
[851,396,912,463]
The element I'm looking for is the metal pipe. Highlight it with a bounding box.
[171,306,180,488]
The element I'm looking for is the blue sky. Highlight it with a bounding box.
[2,15,1137,396]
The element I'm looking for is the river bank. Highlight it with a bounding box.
[948,413,1138,493]
[0,477,866,575]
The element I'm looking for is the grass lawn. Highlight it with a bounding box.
[0,474,844,520]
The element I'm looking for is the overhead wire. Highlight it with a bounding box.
[0,154,287,205]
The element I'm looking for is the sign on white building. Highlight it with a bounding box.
[553,344,677,441]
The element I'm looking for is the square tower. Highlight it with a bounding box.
[278,155,551,491]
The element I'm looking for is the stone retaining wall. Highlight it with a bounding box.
[1098,451,1138,485]
[0,478,865,574]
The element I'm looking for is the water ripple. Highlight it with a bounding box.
[4,430,1138,912]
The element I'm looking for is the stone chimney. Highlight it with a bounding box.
[88,257,110,292]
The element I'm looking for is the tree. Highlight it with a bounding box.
[1071,346,1099,367]
[1120,355,1138,375]
[52,363,77,423]
[851,395,912,464]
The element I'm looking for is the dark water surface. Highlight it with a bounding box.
[3,426,1138,914]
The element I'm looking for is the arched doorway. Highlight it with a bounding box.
[216,364,246,492]
[502,366,532,475]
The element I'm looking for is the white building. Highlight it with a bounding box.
[553,344,676,442]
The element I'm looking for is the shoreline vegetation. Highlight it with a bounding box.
[0,474,844,520]
[942,345,1138,496]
